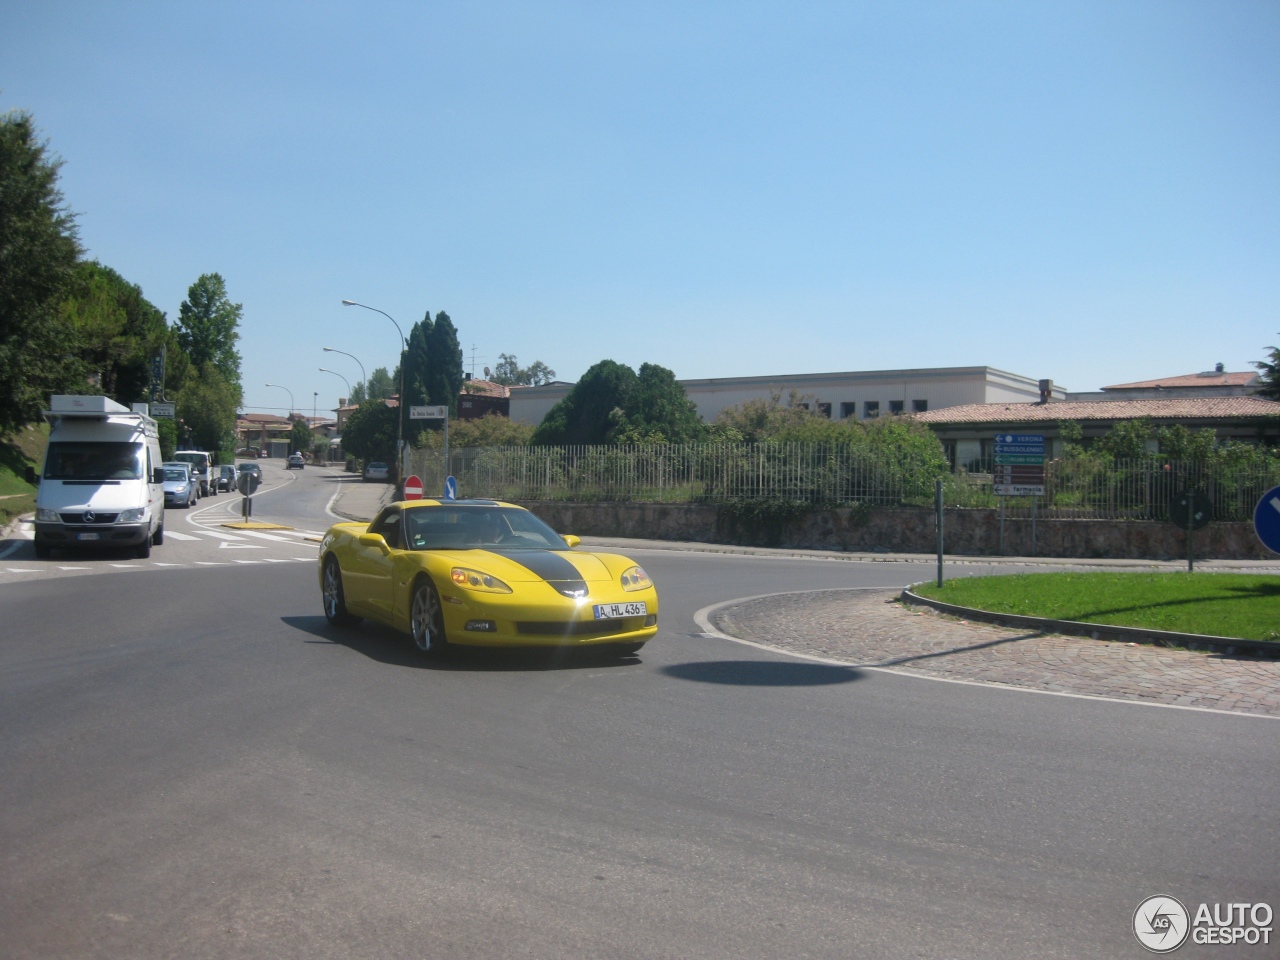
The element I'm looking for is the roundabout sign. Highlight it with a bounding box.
[1254,485,1280,555]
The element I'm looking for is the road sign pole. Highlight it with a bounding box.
[935,479,944,587]
[1187,499,1195,573]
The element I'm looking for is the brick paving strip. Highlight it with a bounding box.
[707,588,1280,718]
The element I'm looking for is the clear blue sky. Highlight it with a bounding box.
[3,1,1277,417]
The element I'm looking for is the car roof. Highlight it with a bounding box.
[397,498,518,511]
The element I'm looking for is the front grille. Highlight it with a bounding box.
[59,512,120,524]
[516,620,635,637]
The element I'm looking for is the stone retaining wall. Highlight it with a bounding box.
[517,500,1273,561]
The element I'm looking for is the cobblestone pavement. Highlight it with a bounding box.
[708,588,1280,718]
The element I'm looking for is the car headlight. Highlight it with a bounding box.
[620,565,652,591]
[36,508,59,522]
[118,507,146,522]
[450,567,513,594]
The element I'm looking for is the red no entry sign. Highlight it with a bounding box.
[403,474,423,500]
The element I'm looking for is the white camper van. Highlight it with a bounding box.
[29,396,166,559]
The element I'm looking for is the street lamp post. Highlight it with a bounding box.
[341,299,407,495]
[318,367,352,398]
[322,346,367,391]
[265,383,295,417]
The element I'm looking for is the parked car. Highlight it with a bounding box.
[162,463,198,508]
[363,461,390,483]
[238,461,262,480]
[216,464,238,492]
[287,453,305,470]
[171,449,213,497]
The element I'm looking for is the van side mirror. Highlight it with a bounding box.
[153,468,166,484]
[25,466,38,485]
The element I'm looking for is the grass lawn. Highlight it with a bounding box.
[0,423,47,530]
[913,572,1280,642]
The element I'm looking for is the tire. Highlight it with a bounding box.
[136,535,151,559]
[153,520,164,546]
[322,555,360,626]
[410,577,448,657]
[33,538,52,560]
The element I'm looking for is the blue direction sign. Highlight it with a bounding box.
[443,475,458,501]
[1254,485,1280,555]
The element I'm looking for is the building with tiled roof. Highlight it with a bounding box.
[1097,364,1261,399]
[916,396,1280,468]
[458,377,510,419]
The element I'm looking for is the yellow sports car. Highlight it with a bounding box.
[318,499,658,656]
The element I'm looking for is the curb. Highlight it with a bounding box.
[900,586,1280,658]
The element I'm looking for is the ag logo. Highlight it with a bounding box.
[1134,895,1190,953]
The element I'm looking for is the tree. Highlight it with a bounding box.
[425,310,463,412]
[432,413,535,448]
[492,353,557,386]
[0,110,83,431]
[1255,335,1280,400]
[341,399,398,463]
[531,360,637,445]
[1097,418,1155,460]
[403,313,433,444]
[60,261,169,404]
[290,418,313,455]
[176,362,240,453]
[615,363,704,443]
[175,273,243,391]
[365,367,395,401]
[709,391,825,443]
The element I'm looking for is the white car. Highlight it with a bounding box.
[363,461,390,483]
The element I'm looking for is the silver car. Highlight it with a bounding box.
[162,463,197,508]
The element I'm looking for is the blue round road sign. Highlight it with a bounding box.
[443,475,457,501]
[1254,485,1280,555]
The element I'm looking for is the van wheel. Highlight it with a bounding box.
[153,521,164,546]
[34,538,52,559]
[136,536,151,559]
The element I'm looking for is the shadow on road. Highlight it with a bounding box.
[661,659,863,687]
[282,614,644,672]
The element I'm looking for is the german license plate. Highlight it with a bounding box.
[77,532,100,541]
[593,601,647,620]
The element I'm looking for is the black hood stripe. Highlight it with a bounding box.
[486,549,587,596]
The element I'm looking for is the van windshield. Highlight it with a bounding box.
[45,442,144,481]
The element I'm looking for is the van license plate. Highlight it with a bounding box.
[593,602,647,620]
[76,532,100,541]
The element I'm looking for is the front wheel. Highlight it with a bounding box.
[322,555,360,626]
[410,578,447,657]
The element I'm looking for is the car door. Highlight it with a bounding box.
[344,507,403,622]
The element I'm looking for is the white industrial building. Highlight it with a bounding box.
[507,366,1062,427]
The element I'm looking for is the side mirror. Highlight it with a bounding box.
[357,532,390,553]
[152,468,165,484]
[25,466,38,485]
[562,534,581,548]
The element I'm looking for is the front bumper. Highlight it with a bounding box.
[35,520,151,547]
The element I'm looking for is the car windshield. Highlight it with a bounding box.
[44,441,144,481]
[163,467,187,481]
[404,506,568,551]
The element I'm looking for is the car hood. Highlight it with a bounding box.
[449,548,613,585]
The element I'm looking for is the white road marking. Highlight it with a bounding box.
[163,530,202,541]
[198,530,250,541]
[57,566,93,571]
[234,530,295,543]
[5,568,41,573]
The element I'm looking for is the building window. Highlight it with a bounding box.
[912,399,928,412]
[817,402,832,418]
[840,402,856,419]
[863,401,879,419]
[889,400,904,415]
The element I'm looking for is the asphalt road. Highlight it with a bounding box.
[2,467,1276,959]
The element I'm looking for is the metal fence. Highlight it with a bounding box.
[406,444,1280,523]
